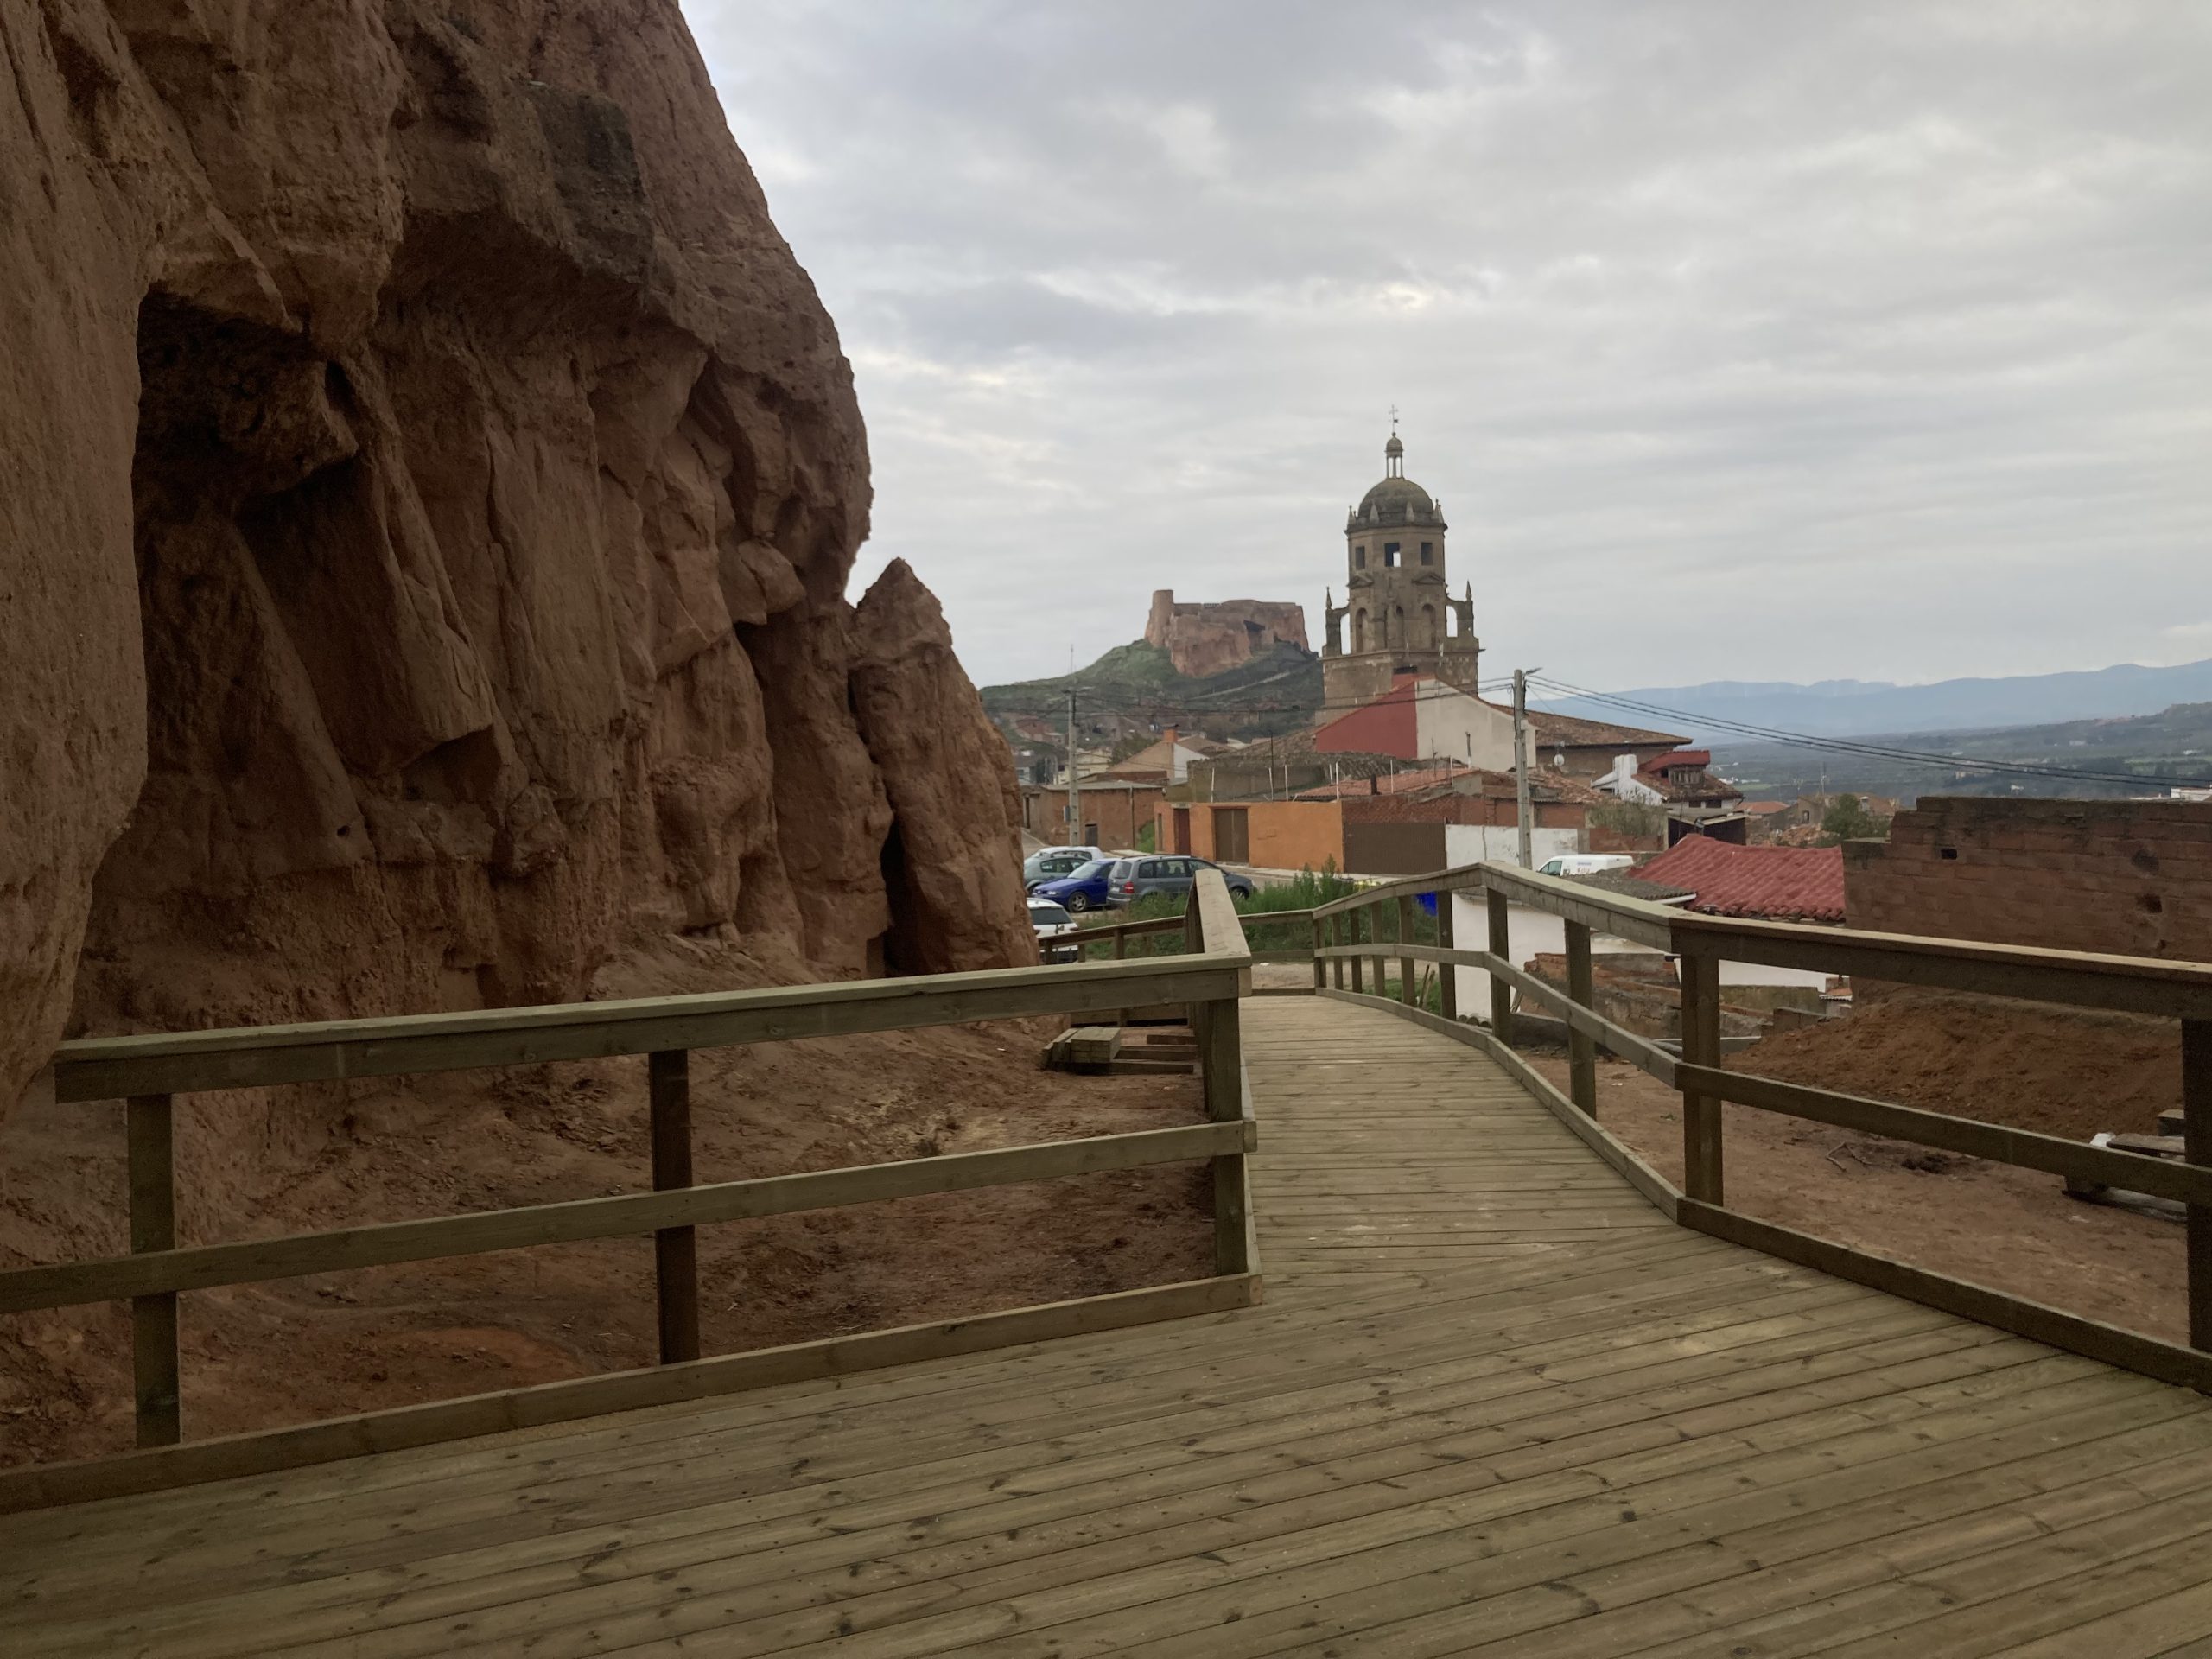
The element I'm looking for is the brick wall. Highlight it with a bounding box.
[1843,797,2212,962]
[1589,823,1665,855]
[1344,821,1448,875]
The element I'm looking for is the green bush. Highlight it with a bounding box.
[1066,860,1448,962]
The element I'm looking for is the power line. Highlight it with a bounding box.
[1525,673,2212,791]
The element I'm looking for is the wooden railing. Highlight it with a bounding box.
[1061,904,1319,967]
[1311,860,2212,1391]
[0,871,1258,1510]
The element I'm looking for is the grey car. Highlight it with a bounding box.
[1105,855,1256,906]
[1023,847,1102,890]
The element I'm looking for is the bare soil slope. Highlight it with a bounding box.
[1534,988,2187,1343]
[2,942,1208,1467]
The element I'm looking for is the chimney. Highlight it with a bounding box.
[1162,724,1179,748]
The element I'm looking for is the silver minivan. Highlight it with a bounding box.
[1106,855,1256,906]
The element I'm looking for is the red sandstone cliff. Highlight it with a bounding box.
[1,0,1031,1116]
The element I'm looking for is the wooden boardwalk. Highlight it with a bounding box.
[13,996,2212,1656]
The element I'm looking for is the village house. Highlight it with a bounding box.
[1312,674,1522,770]
[1019,779,1163,852]
[1160,763,1611,876]
[1524,709,1688,779]
[1090,724,1224,787]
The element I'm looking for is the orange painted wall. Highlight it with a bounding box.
[1162,799,1345,871]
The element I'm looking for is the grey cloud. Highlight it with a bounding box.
[687,1,2212,690]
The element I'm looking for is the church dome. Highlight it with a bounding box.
[1357,474,1436,521]
[1350,431,1444,528]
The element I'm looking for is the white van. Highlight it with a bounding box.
[1536,853,1636,878]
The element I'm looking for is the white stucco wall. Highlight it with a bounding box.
[1415,693,1519,771]
[1443,823,1582,869]
[1445,893,1830,1016]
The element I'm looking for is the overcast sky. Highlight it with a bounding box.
[689,2,2211,693]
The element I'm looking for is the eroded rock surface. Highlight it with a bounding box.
[1,0,1031,1116]
[1145,588,1309,678]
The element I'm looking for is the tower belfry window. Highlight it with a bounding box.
[1421,542,1433,563]
[1384,542,1400,567]
[1354,545,1365,569]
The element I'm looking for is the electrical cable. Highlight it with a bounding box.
[1524,673,2212,791]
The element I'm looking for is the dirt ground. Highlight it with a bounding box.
[1527,988,2189,1344]
[0,938,1211,1468]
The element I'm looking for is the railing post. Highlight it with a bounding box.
[1310,916,1325,992]
[1436,888,1458,1021]
[1396,895,1417,1009]
[1349,909,1365,995]
[1485,887,1513,1044]
[1566,918,1598,1116]
[2187,1019,2212,1350]
[1197,994,1249,1275]
[649,1050,700,1364]
[1679,950,1724,1205]
[1332,912,1347,988]
[1186,873,1250,1278]
[1370,902,1387,995]
[127,1093,181,1448]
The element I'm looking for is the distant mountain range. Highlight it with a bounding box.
[1532,660,2212,741]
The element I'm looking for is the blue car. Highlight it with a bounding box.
[1033,858,1117,913]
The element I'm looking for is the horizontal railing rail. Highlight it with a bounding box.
[1,872,1259,1507]
[1310,856,2212,1390]
[0,1120,1257,1316]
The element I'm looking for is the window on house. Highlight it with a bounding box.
[1420,542,1433,563]
[1384,543,1400,567]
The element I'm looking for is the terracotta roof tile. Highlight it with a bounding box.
[1570,869,1697,904]
[1523,709,1688,749]
[1634,836,1846,924]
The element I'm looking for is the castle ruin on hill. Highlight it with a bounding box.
[1145,591,1310,679]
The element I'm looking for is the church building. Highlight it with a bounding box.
[1321,431,1481,709]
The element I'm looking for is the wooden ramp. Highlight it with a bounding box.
[13,997,2212,1656]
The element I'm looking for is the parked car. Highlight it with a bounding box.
[1033,858,1118,912]
[1105,855,1256,907]
[1028,899,1081,963]
[1023,845,1105,890]
[1536,853,1636,878]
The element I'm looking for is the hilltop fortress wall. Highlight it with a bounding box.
[1145,590,1309,679]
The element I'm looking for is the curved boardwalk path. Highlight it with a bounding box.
[13,998,2212,1656]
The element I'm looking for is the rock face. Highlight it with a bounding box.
[1,0,1032,1118]
[1145,590,1309,679]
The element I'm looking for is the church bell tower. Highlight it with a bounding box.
[1321,428,1479,708]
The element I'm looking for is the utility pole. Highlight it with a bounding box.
[1513,667,1534,868]
[1065,682,1078,847]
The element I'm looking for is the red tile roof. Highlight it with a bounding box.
[1646,749,1712,771]
[1635,836,1846,924]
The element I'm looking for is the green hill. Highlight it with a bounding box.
[982,640,1323,741]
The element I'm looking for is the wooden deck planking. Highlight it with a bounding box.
[10,996,2212,1656]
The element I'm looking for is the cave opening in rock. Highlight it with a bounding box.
[875,817,923,977]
